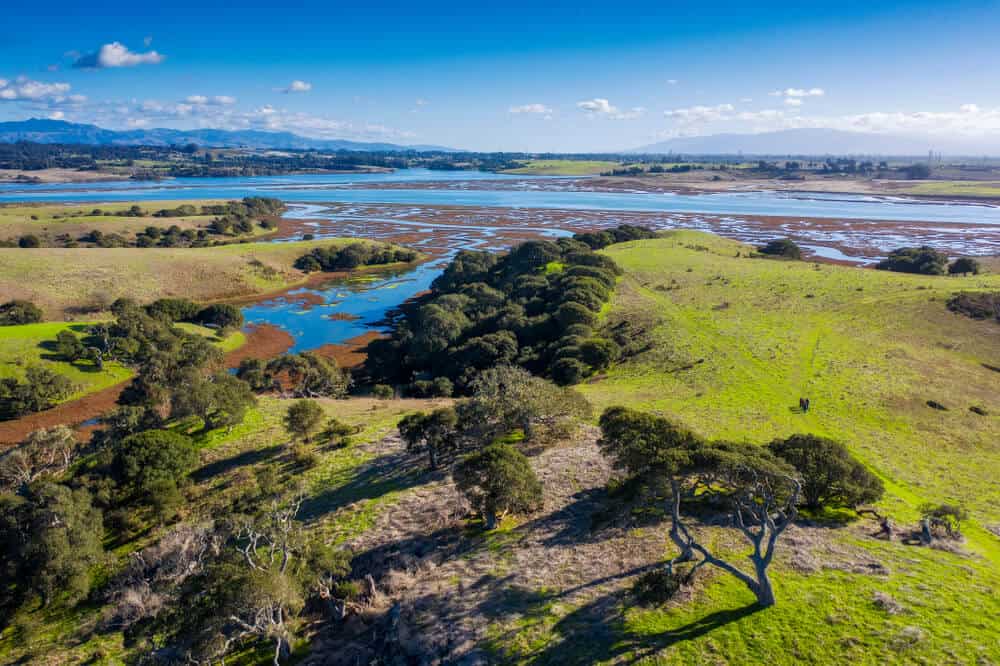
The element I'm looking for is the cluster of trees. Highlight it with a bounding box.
[142,297,244,330]
[400,366,581,527]
[598,407,883,606]
[875,247,982,276]
[294,242,419,273]
[757,238,802,259]
[365,225,657,393]
[237,352,350,398]
[0,366,75,420]
[0,299,43,325]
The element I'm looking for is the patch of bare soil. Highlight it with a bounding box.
[0,382,126,445]
[223,323,294,367]
[303,429,664,664]
[303,428,893,665]
[312,331,384,368]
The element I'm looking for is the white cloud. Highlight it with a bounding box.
[664,103,735,124]
[414,98,428,106]
[509,103,552,114]
[578,98,617,114]
[740,97,753,103]
[666,79,678,85]
[185,94,237,106]
[771,87,824,98]
[0,76,72,101]
[659,102,1000,139]
[784,98,803,107]
[48,111,65,120]
[577,98,644,120]
[282,80,312,93]
[74,42,165,68]
[143,36,153,47]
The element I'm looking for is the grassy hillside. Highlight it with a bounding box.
[0,238,413,319]
[582,232,1000,526]
[0,200,278,244]
[3,233,998,665]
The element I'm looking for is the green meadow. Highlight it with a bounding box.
[502,159,626,175]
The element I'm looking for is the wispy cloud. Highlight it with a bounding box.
[0,76,73,102]
[184,95,237,106]
[577,98,645,120]
[281,80,312,94]
[667,79,678,85]
[663,103,735,124]
[770,87,824,98]
[661,101,1000,138]
[509,103,552,114]
[73,42,165,69]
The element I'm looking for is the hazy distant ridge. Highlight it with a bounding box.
[630,128,993,156]
[0,119,457,152]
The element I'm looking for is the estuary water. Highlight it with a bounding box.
[3,169,998,352]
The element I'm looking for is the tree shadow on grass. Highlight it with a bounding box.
[297,447,437,522]
[190,444,284,481]
[525,591,760,665]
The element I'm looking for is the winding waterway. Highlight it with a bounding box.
[3,168,999,352]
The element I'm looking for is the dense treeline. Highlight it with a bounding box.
[294,242,419,272]
[364,225,657,393]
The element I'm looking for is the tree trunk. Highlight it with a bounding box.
[752,558,776,607]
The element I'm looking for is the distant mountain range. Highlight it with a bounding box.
[630,128,997,157]
[0,119,458,152]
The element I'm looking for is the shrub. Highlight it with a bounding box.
[946,291,999,322]
[372,384,395,400]
[550,357,588,385]
[768,434,884,510]
[146,298,201,322]
[113,430,198,496]
[758,238,802,259]
[875,246,949,275]
[632,567,694,605]
[55,330,85,362]
[284,400,325,441]
[18,234,41,248]
[948,257,981,276]
[0,299,43,325]
[453,443,543,530]
[195,303,244,330]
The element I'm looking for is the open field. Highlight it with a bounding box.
[502,159,627,175]
[0,322,133,400]
[581,232,1000,525]
[0,238,415,319]
[0,200,276,246]
[900,180,1000,198]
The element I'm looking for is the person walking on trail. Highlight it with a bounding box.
[804,398,810,413]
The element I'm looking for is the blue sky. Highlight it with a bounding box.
[2,0,999,151]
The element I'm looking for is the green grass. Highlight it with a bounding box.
[0,237,415,319]
[0,322,245,409]
[902,181,1000,198]
[582,231,1000,527]
[502,160,626,175]
[0,200,241,242]
[0,322,132,401]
